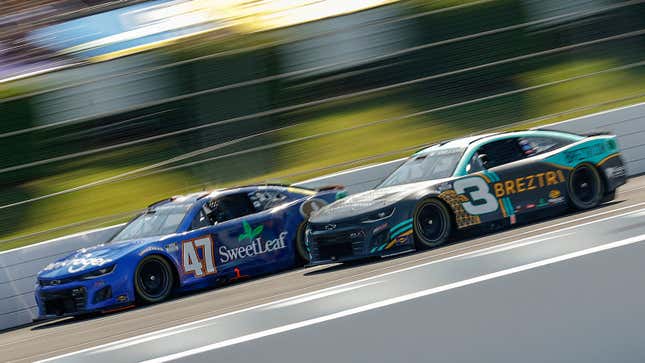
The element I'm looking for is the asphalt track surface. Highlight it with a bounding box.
[3,176,645,363]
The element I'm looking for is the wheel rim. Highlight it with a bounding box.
[137,259,170,299]
[571,166,599,204]
[415,203,447,244]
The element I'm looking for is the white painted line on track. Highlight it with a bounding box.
[626,210,645,218]
[263,280,385,310]
[91,280,385,354]
[139,234,645,363]
[459,233,574,260]
[35,205,645,363]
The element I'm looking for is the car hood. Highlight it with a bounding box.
[310,178,449,223]
[38,236,162,279]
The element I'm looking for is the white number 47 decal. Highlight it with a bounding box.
[453,177,499,215]
[182,236,217,277]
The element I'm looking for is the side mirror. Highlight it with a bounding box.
[478,154,489,169]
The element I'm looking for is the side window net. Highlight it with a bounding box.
[478,138,525,169]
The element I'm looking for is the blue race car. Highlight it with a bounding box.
[35,184,344,318]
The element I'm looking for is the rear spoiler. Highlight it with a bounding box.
[315,185,345,191]
[534,128,614,138]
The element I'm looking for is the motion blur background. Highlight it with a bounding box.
[0,0,644,250]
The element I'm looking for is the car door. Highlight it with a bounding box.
[207,191,292,277]
[469,136,569,219]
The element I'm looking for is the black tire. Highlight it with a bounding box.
[295,222,310,265]
[567,163,604,210]
[413,198,452,250]
[134,255,174,304]
[601,190,616,204]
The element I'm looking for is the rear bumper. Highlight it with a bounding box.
[598,153,627,192]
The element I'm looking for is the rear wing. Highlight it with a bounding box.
[315,184,345,191]
[533,127,614,138]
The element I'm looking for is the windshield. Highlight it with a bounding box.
[111,203,192,242]
[378,148,464,188]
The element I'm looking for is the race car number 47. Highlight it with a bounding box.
[182,236,217,277]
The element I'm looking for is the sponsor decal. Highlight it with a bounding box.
[138,246,164,256]
[549,197,565,205]
[44,254,113,274]
[564,143,607,164]
[229,267,250,282]
[372,223,389,234]
[526,203,536,209]
[547,189,565,204]
[510,215,517,225]
[300,198,329,218]
[325,224,336,231]
[438,189,481,228]
[538,198,549,208]
[165,242,179,253]
[219,231,288,263]
[493,170,566,198]
[239,221,263,242]
[117,295,128,302]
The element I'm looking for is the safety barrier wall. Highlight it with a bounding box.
[539,103,645,176]
[1,102,644,331]
[0,225,122,330]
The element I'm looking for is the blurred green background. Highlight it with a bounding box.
[1,0,644,250]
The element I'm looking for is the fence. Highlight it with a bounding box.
[1,101,644,331]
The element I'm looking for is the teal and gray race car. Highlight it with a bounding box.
[306,129,626,264]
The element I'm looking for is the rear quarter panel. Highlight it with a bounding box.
[431,136,624,230]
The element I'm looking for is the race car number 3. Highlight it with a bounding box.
[453,177,499,215]
[182,236,217,277]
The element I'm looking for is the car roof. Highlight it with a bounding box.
[148,184,307,209]
[416,130,582,156]
[415,133,498,155]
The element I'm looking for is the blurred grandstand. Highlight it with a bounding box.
[0,0,149,81]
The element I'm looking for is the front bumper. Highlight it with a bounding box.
[35,275,133,318]
[306,215,415,265]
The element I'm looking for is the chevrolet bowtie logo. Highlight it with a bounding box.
[324,224,336,230]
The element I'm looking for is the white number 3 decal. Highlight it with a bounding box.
[182,236,217,277]
[453,177,499,215]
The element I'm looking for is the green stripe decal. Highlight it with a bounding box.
[390,219,413,233]
[503,198,510,216]
[390,223,413,238]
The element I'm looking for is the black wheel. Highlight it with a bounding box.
[601,190,616,204]
[413,198,452,250]
[134,255,174,304]
[295,222,310,265]
[567,163,603,210]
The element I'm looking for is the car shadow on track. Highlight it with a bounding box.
[304,199,625,276]
[30,265,316,330]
